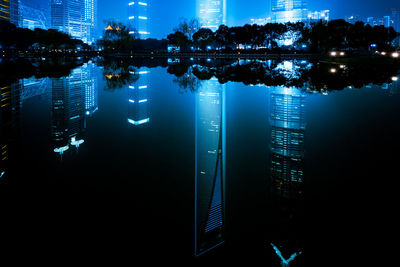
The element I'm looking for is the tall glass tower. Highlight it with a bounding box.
[0,0,10,22]
[197,0,227,31]
[195,78,226,256]
[271,0,307,24]
[51,0,97,44]
[128,1,149,39]
[127,69,150,126]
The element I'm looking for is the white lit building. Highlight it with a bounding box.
[197,0,227,31]
[271,0,308,24]
[128,1,149,39]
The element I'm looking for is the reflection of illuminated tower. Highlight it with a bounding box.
[197,0,227,31]
[0,82,22,182]
[128,1,149,39]
[84,63,98,116]
[195,78,226,256]
[269,86,306,199]
[127,69,149,126]
[52,65,93,157]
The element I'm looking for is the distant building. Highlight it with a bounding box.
[345,15,362,24]
[0,0,10,22]
[128,1,149,39]
[392,9,400,32]
[197,0,227,31]
[50,0,97,44]
[0,0,19,25]
[20,2,49,30]
[307,10,330,24]
[250,17,272,25]
[271,0,308,24]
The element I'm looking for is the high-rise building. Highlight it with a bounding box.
[128,1,149,39]
[20,2,49,30]
[0,0,10,22]
[271,0,308,24]
[197,0,227,31]
[392,9,400,32]
[195,78,225,256]
[127,69,150,126]
[51,0,97,44]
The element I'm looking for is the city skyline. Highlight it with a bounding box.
[2,0,400,40]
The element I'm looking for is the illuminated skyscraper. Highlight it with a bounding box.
[0,0,19,25]
[20,2,49,30]
[0,0,10,22]
[195,78,226,256]
[128,1,149,39]
[127,69,150,126]
[51,0,97,44]
[197,0,227,31]
[271,0,307,24]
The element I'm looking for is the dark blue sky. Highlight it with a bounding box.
[30,0,400,38]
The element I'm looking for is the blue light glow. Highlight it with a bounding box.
[128,118,150,125]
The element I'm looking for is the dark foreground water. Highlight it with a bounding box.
[1,58,399,265]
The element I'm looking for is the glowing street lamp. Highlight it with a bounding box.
[330,68,337,73]
[392,76,399,81]
[392,52,399,58]
[330,51,337,56]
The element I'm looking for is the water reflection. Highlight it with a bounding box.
[128,69,150,126]
[195,78,226,256]
[268,62,306,264]
[52,62,98,158]
[0,81,21,183]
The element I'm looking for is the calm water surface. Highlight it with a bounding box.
[1,58,399,265]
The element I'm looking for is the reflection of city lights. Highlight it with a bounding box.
[330,68,337,73]
[0,171,5,178]
[392,76,399,81]
[54,146,69,154]
[128,118,150,125]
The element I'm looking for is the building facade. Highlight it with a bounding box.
[20,2,49,30]
[196,0,226,31]
[0,0,19,25]
[51,0,97,44]
[271,0,307,24]
[128,1,149,39]
[0,0,10,22]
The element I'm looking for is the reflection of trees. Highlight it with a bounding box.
[98,58,139,90]
[0,58,86,88]
[166,60,400,92]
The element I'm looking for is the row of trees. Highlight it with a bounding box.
[167,19,399,52]
[0,21,89,50]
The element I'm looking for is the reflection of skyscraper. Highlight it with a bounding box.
[0,81,22,183]
[84,63,98,116]
[197,0,227,31]
[271,0,308,24]
[195,78,226,256]
[52,63,96,157]
[127,69,150,126]
[128,1,149,39]
[269,86,306,198]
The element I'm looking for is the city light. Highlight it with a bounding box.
[392,76,399,81]
[330,68,337,73]
[330,51,337,56]
[392,52,399,58]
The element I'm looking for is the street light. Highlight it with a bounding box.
[392,52,399,58]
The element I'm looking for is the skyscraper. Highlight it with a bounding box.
[51,0,97,44]
[128,1,149,39]
[195,78,226,256]
[271,0,308,24]
[197,0,227,31]
[20,2,49,30]
[0,0,18,25]
[0,0,10,22]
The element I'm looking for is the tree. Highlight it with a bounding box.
[173,17,200,41]
[99,21,135,52]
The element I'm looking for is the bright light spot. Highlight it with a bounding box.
[381,52,387,55]
[330,68,337,73]
[392,52,399,58]
[330,51,337,56]
[340,52,345,56]
[392,76,399,81]
[339,65,345,69]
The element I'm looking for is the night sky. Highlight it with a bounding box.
[30,0,400,39]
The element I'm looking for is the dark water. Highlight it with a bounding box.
[1,58,399,265]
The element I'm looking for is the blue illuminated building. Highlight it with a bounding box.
[50,0,97,44]
[20,1,49,30]
[195,78,226,256]
[127,69,150,126]
[128,1,149,39]
[271,0,308,24]
[197,0,226,31]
